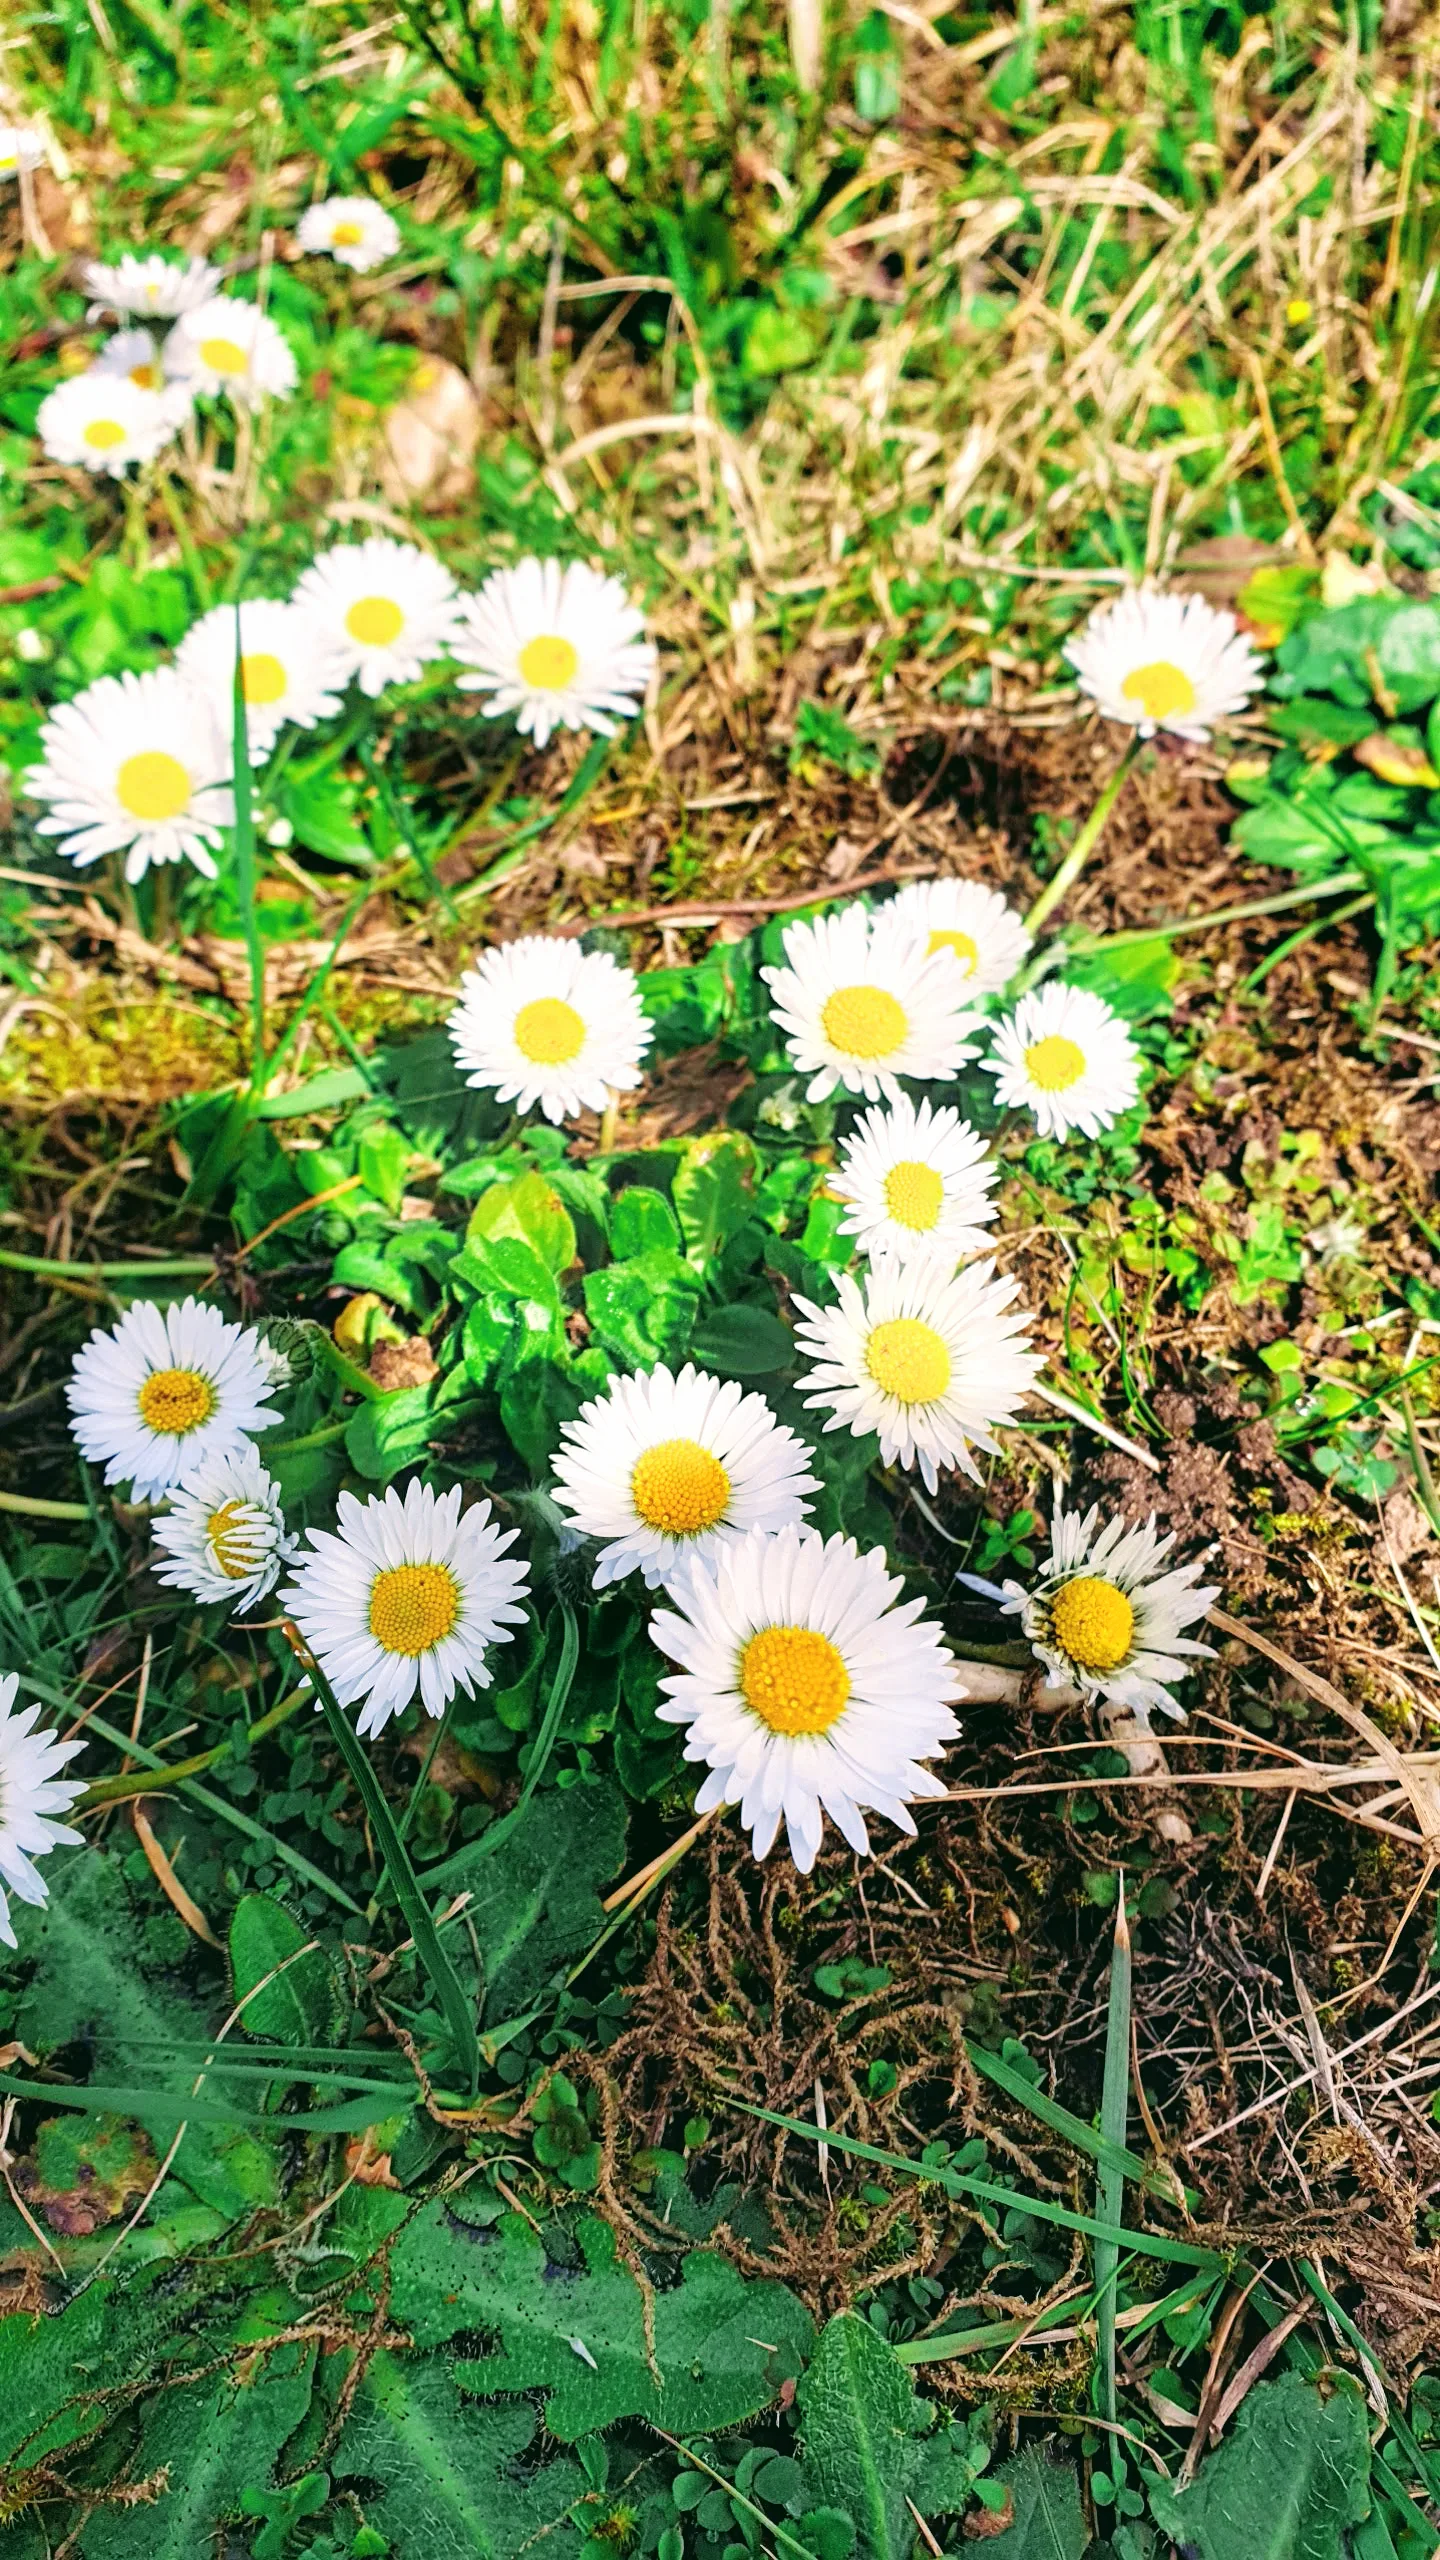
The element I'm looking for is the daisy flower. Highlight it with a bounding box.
[448,934,653,1125]
[551,1362,818,1596]
[983,982,1140,1141]
[90,326,167,393]
[995,1501,1218,1723]
[1064,584,1263,743]
[164,295,298,407]
[83,252,220,319]
[650,1524,963,1873]
[451,557,656,749]
[24,669,232,883]
[0,129,43,180]
[886,878,1031,998]
[792,1252,1041,1494]
[831,1095,998,1266]
[0,1673,86,1950]
[290,538,460,697]
[281,1481,531,1738]
[761,904,981,1105]
[36,372,181,478]
[296,195,400,272]
[67,1297,284,1504]
[152,1445,300,1615]
[176,598,349,756]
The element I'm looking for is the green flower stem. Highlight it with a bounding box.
[0,1489,91,1521]
[1242,889,1374,993]
[75,1684,311,1812]
[1095,1877,1133,2429]
[1081,867,1365,953]
[0,1250,214,1281]
[1024,735,1138,934]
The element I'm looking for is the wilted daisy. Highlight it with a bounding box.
[1064,585,1262,743]
[0,1673,86,1950]
[176,598,349,756]
[552,1363,817,1595]
[793,1253,1041,1494]
[291,538,460,697]
[761,905,982,1105]
[25,669,231,883]
[83,251,219,319]
[67,1297,284,1504]
[296,195,400,272]
[0,128,43,180]
[37,372,181,478]
[983,982,1140,1141]
[282,1481,530,1738]
[887,878,1031,998]
[650,1524,963,1873]
[152,1445,299,1615]
[164,295,297,407]
[452,557,656,748]
[448,934,653,1124]
[994,1502,1218,1723]
[832,1095,998,1267]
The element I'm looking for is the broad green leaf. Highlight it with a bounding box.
[690,1301,796,1377]
[1148,2371,1372,2560]
[468,1171,576,1275]
[796,2313,978,2560]
[743,302,819,375]
[278,769,376,864]
[333,2352,585,2559]
[345,1384,435,1479]
[982,2447,1085,2555]
[77,2342,315,2558]
[583,1248,702,1367]
[229,1894,341,2047]
[1066,939,1176,1024]
[608,1182,683,1257]
[0,2277,169,2466]
[415,1775,625,2019]
[673,1131,760,1263]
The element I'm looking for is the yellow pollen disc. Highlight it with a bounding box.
[630,1437,731,1538]
[241,650,288,706]
[513,995,586,1066]
[206,1499,260,1580]
[1119,659,1197,723]
[517,632,581,691]
[927,926,979,976]
[199,335,249,376]
[137,1366,216,1436]
[865,1316,950,1405]
[344,594,405,648]
[821,983,908,1061]
[740,1624,850,1735]
[332,221,365,246]
[1050,1574,1135,1673]
[368,1561,460,1657]
[1023,1033,1087,1094]
[116,750,191,823]
[129,362,160,389]
[882,1158,944,1233]
[82,416,128,450]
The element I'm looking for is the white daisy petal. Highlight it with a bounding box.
[0,1672,87,1949]
[885,878,1031,997]
[66,1296,284,1504]
[88,327,174,399]
[650,1523,964,1873]
[24,669,232,883]
[1064,584,1263,743]
[152,1444,301,1615]
[0,128,44,179]
[281,1480,531,1738]
[792,1252,1042,1496]
[760,904,982,1105]
[451,556,656,749]
[163,295,298,408]
[291,538,460,698]
[447,932,653,1125]
[983,981,1140,1141]
[998,1499,1218,1721]
[83,252,220,319]
[296,195,400,273]
[831,1094,998,1267]
[176,598,350,756]
[37,370,186,478]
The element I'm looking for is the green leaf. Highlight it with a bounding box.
[609,1182,683,1258]
[332,1240,429,1315]
[0,2277,168,2466]
[791,701,882,780]
[852,7,901,119]
[744,303,819,375]
[796,2313,958,2560]
[583,1249,702,1367]
[229,1894,341,2047]
[981,2448,1086,2555]
[332,2352,586,2559]
[673,1132,760,1264]
[1148,2371,1372,2560]
[345,1385,435,1480]
[1066,938,1176,1023]
[689,1302,796,1378]
[415,1776,626,2021]
[78,2342,316,2559]
[278,770,376,865]
[468,1171,576,1275]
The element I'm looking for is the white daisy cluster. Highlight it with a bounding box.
[40,254,297,483]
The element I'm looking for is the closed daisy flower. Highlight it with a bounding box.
[67,1297,284,1504]
[282,1481,531,1738]
[0,1673,86,1950]
[832,1095,998,1267]
[89,326,168,395]
[164,295,298,407]
[296,195,400,272]
[886,878,1031,997]
[176,598,349,756]
[552,1362,818,1595]
[650,1524,963,1873]
[152,1445,300,1615]
[25,669,232,883]
[452,557,656,749]
[995,1502,1218,1723]
[762,905,982,1106]
[291,538,461,697]
[792,1252,1041,1494]
[83,251,220,319]
[983,982,1140,1140]
[448,934,653,1125]
[1064,584,1262,743]
[37,372,182,478]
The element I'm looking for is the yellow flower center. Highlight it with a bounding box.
[207,1499,261,1579]
[518,633,580,692]
[368,1561,460,1657]
[1119,659,1196,723]
[882,1159,944,1233]
[739,1624,850,1735]
[513,995,586,1065]
[865,1316,950,1404]
[332,220,366,246]
[927,926,979,976]
[115,751,191,823]
[1286,296,1311,326]
[199,335,249,376]
[344,594,405,648]
[240,650,288,706]
[1024,1034,1087,1093]
[128,362,160,389]
[1050,1574,1135,1672]
[137,1366,216,1436]
[82,416,128,450]
[821,983,908,1061]
[630,1437,731,1538]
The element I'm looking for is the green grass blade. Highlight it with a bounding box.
[966,2034,1192,2205]
[230,600,266,1093]
[1095,1877,1133,2427]
[0,2069,409,2135]
[896,2268,1213,2366]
